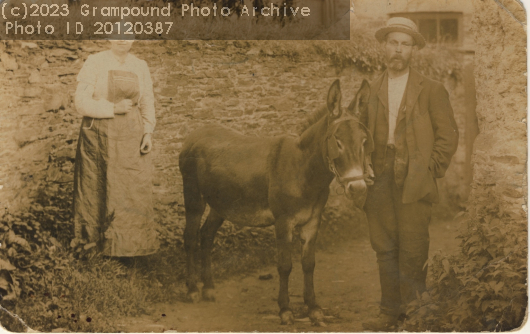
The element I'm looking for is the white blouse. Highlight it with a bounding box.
[75,50,156,134]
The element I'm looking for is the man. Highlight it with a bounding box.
[361,17,459,331]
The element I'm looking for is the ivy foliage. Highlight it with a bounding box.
[254,25,463,83]
[405,190,527,331]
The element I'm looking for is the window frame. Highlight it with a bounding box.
[389,11,464,46]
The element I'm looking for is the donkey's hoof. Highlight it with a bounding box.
[309,308,325,326]
[280,309,294,325]
[186,291,200,303]
[202,288,216,302]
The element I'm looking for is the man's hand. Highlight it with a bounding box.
[429,157,437,178]
[114,99,133,115]
[140,133,153,154]
[364,163,375,186]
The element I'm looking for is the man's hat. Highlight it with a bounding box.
[375,17,426,50]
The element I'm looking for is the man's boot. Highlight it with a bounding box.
[362,313,400,332]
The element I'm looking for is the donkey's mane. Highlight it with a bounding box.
[298,106,329,135]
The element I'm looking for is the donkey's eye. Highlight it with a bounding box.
[336,140,344,150]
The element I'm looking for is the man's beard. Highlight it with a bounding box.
[388,55,410,71]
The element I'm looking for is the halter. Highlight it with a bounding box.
[323,115,374,195]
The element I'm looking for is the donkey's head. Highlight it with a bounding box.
[325,79,374,207]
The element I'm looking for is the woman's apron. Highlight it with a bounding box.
[73,70,159,257]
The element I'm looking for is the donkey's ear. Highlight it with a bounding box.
[347,79,371,117]
[358,79,371,110]
[327,80,342,119]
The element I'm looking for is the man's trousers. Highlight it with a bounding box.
[364,147,432,316]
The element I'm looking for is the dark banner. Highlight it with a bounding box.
[0,0,351,40]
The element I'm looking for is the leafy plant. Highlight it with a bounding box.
[405,190,527,331]
[0,177,151,332]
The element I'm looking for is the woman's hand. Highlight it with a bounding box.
[140,133,153,154]
[114,99,133,115]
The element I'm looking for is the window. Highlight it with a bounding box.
[440,19,459,43]
[390,12,463,46]
[419,19,437,43]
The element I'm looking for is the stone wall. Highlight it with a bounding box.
[470,0,526,219]
[0,38,468,241]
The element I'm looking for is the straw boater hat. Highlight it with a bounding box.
[375,17,426,50]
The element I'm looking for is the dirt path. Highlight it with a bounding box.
[122,220,462,332]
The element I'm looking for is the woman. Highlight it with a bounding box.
[73,34,159,257]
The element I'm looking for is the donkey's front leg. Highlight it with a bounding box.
[275,220,294,325]
[300,217,326,326]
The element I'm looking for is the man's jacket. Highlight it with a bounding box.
[366,68,459,204]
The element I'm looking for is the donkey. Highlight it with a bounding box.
[179,79,373,326]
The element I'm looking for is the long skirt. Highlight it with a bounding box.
[73,108,159,257]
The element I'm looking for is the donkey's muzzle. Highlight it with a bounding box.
[347,179,367,208]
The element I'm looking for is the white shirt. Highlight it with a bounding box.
[75,50,156,134]
[387,71,409,144]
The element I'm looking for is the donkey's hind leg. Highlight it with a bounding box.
[200,209,224,301]
[183,176,206,303]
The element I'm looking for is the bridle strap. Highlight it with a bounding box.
[328,158,369,186]
[324,116,374,194]
[337,174,367,183]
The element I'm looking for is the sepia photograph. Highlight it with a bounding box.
[0,0,527,332]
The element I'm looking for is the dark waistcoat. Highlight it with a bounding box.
[372,76,409,187]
